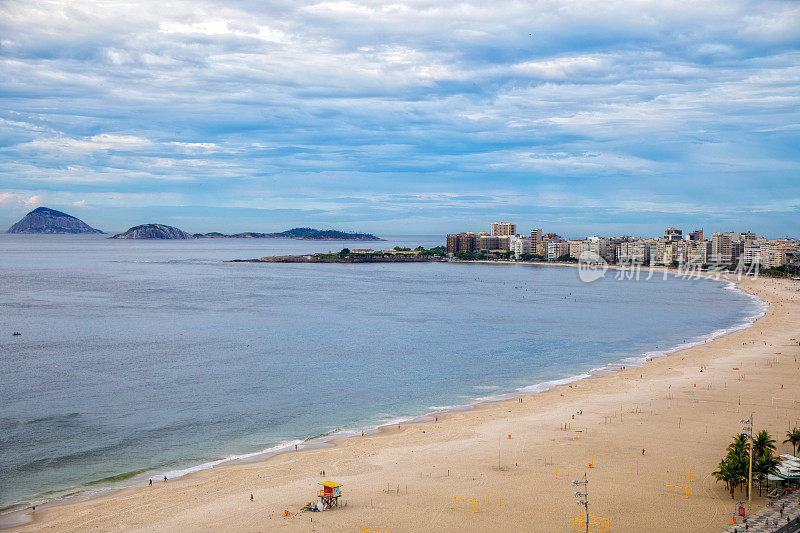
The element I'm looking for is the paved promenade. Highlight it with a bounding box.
[722,493,800,533]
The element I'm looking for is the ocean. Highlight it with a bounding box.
[0,234,763,513]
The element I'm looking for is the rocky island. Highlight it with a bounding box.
[111,224,194,239]
[195,227,383,241]
[7,207,104,234]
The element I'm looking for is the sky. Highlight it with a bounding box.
[1,0,799,237]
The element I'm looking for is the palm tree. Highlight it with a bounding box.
[714,457,746,499]
[753,430,776,460]
[727,433,749,458]
[753,455,780,496]
[724,433,752,497]
[784,427,800,456]
[713,458,737,499]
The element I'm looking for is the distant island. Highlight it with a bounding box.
[111,224,193,239]
[7,207,104,234]
[232,246,446,263]
[195,227,383,241]
[5,210,381,242]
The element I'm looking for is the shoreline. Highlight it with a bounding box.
[4,272,798,532]
[0,269,761,520]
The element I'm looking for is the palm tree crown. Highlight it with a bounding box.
[784,427,800,456]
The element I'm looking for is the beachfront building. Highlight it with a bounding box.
[546,240,570,261]
[586,236,616,263]
[475,235,512,252]
[731,241,744,265]
[687,240,712,265]
[477,235,499,251]
[446,232,478,253]
[616,241,650,264]
[742,241,794,268]
[743,240,765,266]
[649,241,666,265]
[490,222,516,237]
[511,236,533,258]
[568,240,584,260]
[711,232,733,264]
[530,228,543,244]
[671,241,691,265]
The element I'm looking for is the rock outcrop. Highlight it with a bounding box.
[111,224,193,239]
[7,207,104,234]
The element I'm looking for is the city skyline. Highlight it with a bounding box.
[1,0,799,235]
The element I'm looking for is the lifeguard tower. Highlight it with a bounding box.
[317,481,342,509]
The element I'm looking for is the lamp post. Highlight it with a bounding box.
[740,415,753,511]
[572,473,589,533]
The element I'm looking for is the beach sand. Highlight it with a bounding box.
[9,275,800,532]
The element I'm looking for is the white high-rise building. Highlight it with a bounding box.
[510,236,532,258]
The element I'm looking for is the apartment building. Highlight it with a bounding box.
[547,240,571,261]
[711,232,732,264]
[688,229,704,241]
[476,235,511,252]
[664,228,683,242]
[511,236,532,258]
[568,240,584,260]
[687,240,712,265]
[616,241,650,264]
[490,222,516,237]
[446,232,477,253]
[586,236,616,263]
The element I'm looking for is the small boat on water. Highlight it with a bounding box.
[12,332,21,336]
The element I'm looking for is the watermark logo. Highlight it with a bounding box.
[578,255,760,283]
[578,251,608,283]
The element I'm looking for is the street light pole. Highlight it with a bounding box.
[572,473,589,533]
[748,413,753,511]
[740,415,753,511]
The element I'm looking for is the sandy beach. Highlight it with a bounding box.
[8,274,800,533]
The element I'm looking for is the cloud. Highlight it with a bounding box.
[72,199,86,207]
[23,195,43,210]
[0,192,16,205]
[0,0,798,235]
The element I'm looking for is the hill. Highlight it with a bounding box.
[7,207,104,234]
[194,228,382,240]
[111,224,193,239]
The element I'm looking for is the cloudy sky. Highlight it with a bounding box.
[1,0,799,236]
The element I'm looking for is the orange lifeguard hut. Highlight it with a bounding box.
[317,481,342,509]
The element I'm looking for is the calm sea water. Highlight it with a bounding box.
[0,234,762,511]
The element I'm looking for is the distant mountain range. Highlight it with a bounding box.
[194,228,383,241]
[6,207,383,241]
[6,207,104,234]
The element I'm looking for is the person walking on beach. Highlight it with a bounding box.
[250,493,253,502]
[149,478,152,486]
[164,475,167,483]
[642,448,645,455]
